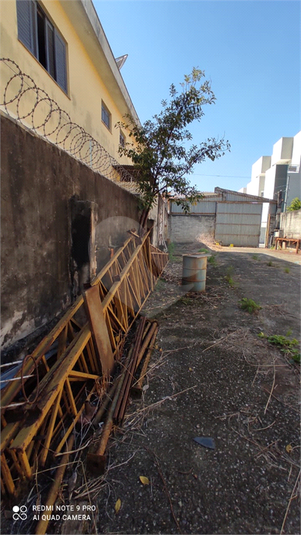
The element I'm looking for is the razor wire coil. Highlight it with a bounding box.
[0,58,136,184]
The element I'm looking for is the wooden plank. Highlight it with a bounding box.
[84,286,114,379]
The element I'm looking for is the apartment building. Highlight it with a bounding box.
[240,132,301,242]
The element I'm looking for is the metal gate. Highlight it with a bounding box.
[215,202,263,247]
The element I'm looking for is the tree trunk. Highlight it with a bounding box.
[139,207,150,235]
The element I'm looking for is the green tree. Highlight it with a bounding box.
[117,68,231,228]
[287,197,301,211]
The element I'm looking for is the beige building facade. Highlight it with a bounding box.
[0,0,139,173]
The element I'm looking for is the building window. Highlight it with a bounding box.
[101,101,111,131]
[16,0,68,93]
[119,130,125,148]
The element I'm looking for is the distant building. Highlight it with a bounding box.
[240,132,301,243]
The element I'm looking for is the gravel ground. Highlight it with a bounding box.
[4,243,300,535]
[91,243,300,535]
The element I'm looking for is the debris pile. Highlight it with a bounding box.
[0,229,168,501]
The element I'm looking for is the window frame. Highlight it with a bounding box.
[16,0,68,94]
[101,100,112,132]
[119,129,126,148]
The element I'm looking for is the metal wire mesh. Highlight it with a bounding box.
[0,58,136,184]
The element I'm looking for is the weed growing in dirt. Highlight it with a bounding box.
[252,254,260,260]
[208,255,217,266]
[259,333,300,363]
[240,297,261,314]
[167,242,176,261]
[180,296,195,305]
[224,265,235,286]
[267,260,273,266]
[284,267,290,274]
[199,248,209,253]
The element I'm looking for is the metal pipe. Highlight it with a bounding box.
[135,322,158,371]
[35,435,75,535]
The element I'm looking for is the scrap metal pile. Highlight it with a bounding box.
[0,229,168,501]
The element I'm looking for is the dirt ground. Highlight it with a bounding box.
[4,243,300,535]
[88,243,300,535]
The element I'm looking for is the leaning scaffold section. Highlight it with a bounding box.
[0,230,168,497]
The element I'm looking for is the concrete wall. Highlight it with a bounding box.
[1,114,140,350]
[280,210,301,238]
[170,215,215,243]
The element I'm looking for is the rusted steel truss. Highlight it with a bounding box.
[0,230,168,496]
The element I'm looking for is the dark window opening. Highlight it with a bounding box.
[37,5,47,69]
[16,0,67,93]
[101,101,111,130]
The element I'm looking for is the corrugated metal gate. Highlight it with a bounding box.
[215,202,263,247]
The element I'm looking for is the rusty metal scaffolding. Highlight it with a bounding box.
[0,230,168,496]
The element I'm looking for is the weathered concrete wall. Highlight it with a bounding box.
[170,215,215,244]
[280,210,301,238]
[1,114,139,350]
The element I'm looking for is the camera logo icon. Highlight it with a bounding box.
[12,505,27,521]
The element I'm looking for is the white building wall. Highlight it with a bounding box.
[271,137,293,166]
[291,131,301,166]
[262,166,277,226]
[247,176,260,196]
[259,176,265,196]
[247,156,271,197]
[242,132,301,241]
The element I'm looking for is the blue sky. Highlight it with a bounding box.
[94,0,300,193]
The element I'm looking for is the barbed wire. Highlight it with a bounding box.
[0,58,136,184]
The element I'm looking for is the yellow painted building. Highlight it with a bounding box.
[0,0,139,175]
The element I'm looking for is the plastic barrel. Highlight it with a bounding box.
[182,254,208,292]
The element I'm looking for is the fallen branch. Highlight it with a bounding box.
[262,388,299,413]
[280,469,300,535]
[125,385,197,419]
[202,330,241,353]
[254,420,276,432]
[143,446,181,533]
[264,363,276,414]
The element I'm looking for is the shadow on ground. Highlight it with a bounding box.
[55,243,300,535]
